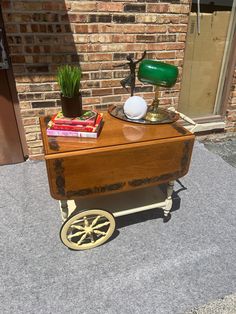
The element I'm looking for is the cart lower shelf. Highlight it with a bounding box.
[59,182,174,250]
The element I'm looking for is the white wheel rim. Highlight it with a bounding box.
[60,209,116,250]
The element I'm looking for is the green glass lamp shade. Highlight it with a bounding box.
[138,60,178,87]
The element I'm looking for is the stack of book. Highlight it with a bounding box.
[46,110,103,138]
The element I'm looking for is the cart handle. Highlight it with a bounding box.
[168,107,199,133]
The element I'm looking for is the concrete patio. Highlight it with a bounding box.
[0,139,236,314]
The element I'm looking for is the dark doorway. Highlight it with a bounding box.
[0,5,27,165]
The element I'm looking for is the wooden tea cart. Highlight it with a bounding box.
[40,111,195,250]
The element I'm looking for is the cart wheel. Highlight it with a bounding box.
[60,209,116,250]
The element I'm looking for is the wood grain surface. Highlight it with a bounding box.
[40,112,195,200]
[40,112,193,156]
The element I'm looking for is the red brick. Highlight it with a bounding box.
[81,81,100,89]
[97,2,123,12]
[101,80,120,88]
[112,34,135,43]
[16,85,30,93]
[87,53,112,61]
[67,14,87,23]
[74,25,89,33]
[42,3,65,11]
[147,4,169,13]
[178,33,187,42]
[168,4,190,14]
[70,2,97,12]
[23,118,38,126]
[145,25,167,33]
[102,95,122,104]
[92,88,113,96]
[123,25,146,34]
[12,65,26,74]
[226,110,236,122]
[136,15,157,24]
[10,46,23,54]
[82,97,100,105]
[6,0,233,159]
[90,34,113,43]
[81,63,102,71]
[12,2,42,11]
[11,55,25,63]
[5,24,18,33]
[114,88,129,95]
[156,51,176,59]
[168,25,188,33]
[1,1,11,9]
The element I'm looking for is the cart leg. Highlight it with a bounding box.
[59,200,69,221]
[59,200,77,221]
[163,180,174,221]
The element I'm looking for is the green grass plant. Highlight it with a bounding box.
[57,65,82,98]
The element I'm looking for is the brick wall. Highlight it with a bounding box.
[1,0,191,158]
[2,1,236,159]
[227,67,236,132]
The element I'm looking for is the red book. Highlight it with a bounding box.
[48,113,103,132]
[46,115,104,138]
[52,110,98,126]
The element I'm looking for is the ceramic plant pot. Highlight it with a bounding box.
[61,93,82,117]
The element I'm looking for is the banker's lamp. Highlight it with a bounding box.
[138,60,179,122]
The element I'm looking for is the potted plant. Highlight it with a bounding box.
[57,65,82,117]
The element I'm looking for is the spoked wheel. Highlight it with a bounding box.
[60,209,116,250]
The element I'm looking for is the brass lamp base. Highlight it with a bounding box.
[145,105,170,122]
[145,85,169,122]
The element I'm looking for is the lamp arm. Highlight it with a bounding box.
[168,107,196,125]
[168,107,202,133]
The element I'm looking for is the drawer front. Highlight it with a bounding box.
[46,136,194,200]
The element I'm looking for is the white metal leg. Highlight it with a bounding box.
[59,199,76,221]
[163,180,174,217]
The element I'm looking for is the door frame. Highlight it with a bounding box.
[180,1,236,129]
[0,5,28,160]
[216,2,236,116]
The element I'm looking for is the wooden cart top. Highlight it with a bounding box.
[40,112,193,156]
